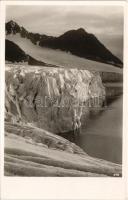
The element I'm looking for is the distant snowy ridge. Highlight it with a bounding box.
[6,20,123,67]
[6,34,122,74]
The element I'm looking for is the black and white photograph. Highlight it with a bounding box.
[4,3,124,178]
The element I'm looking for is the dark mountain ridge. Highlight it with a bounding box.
[6,20,123,68]
[6,20,51,44]
[6,39,27,62]
[5,39,59,68]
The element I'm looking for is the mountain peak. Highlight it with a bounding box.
[59,27,88,40]
[6,20,21,35]
[5,21,123,67]
[9,20,16,23]
[7,20,18,27]
[76,28,88,34]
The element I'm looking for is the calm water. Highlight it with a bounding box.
[60,95,123,164]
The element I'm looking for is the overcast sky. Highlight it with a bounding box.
[6,5,124,60]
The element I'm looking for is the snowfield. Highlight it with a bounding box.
[5,122,122,177]
[6,34,123,73]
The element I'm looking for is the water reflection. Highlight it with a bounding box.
[59,95,122,164]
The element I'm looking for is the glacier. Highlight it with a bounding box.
[5,65,105,133]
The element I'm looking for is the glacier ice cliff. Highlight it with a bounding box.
[5,65,105,133]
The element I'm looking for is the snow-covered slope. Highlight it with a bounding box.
[6,34,123,73]
[6,20,123,67]
[5,122,121,177]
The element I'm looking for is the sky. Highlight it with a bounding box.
[6,5,124,60]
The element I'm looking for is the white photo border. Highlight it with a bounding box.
[0,1,128,200]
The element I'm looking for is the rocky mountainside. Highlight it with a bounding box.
[6,39,27,62]
[39,28,123,67]
[6,20,123,68]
